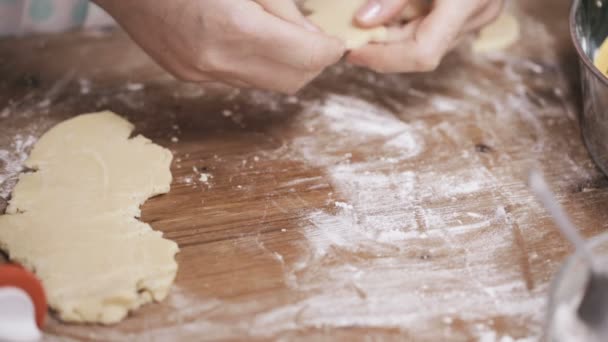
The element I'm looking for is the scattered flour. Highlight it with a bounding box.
[264,43,564,337]
[0,134,38,199]
[78,78,91,95]
[334,201,353,211]
[430,95,461,113]
[198,173,212,184]
[181,176,194,185]
[125,82,144,92]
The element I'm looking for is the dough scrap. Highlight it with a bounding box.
[302,0,430,49]
[0,112,179,324]
[473,12,520,53]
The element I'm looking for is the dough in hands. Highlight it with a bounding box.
[302,0,430,49]
[304,0,518,54]
[0,112,179,324]
[303,0,388,49]
[473,12,520,53]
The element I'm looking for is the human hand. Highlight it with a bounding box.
[349,0,505,73]
[93,0,345,94]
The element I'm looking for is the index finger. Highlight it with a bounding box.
[245,3,346,72]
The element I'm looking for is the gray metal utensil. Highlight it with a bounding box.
[529,170,608,331]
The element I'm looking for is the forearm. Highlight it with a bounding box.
[85,0,344,94]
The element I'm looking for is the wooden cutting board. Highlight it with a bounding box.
[1,0,605,340]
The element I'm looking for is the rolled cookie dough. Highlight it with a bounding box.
[0,112,179,324]
[473,12,520,53]
[303,0,430,49]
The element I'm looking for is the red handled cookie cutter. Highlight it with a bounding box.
[0,264,47,341]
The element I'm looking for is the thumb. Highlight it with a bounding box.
[255,0,320,32]
[355,0,410,28]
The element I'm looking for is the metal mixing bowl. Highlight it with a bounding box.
[571,0,608,175]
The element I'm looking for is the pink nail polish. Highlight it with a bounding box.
[358,1,382,23]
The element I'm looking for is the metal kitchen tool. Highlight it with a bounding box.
[529,170,608,333]
[571,0,608,176]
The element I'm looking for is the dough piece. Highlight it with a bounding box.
[594,38,608,78]
[304,0,431,50]
[302,0,430,49]
[304,0,388,49]
[0,112,179,324]
[473,12,520,53]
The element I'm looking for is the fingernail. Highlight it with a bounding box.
[357,1,382,23]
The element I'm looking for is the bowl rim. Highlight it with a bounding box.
[570,0,608,87]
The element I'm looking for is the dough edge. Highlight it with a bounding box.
[0,111,179,325]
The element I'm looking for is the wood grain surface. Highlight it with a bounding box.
[1,0,606,340]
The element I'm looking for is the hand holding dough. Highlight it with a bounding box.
[303,0,388,49]
[0,112,179,324]
[302,0,430,49]
[346,0,512,73]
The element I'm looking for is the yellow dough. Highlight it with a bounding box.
[0,112,179,324]
[400,0,431,21]
[304,0,388,49]
[303,1,519,54]
[595,38,608,78]
[473,12,520,53]
[302,0,430,49]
